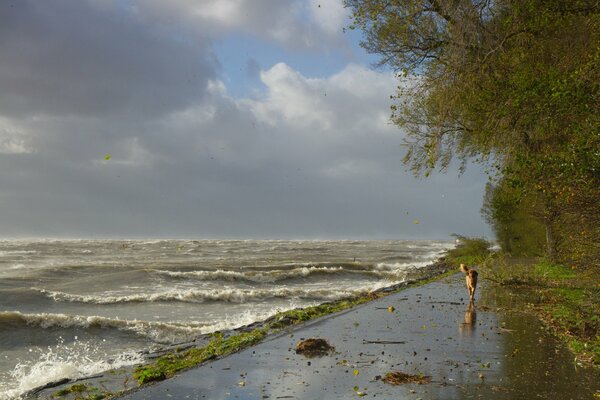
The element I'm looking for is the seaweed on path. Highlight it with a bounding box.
[295,338,335,357]
[382,371,431,385]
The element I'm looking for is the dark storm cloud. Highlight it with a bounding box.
[0,0,217,118]
[0,61,490,238]
[0,1,491,239]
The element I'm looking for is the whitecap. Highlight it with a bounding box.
[0,311,207,343]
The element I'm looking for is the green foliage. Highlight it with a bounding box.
[346,0,600,268]
[445,235,492,266]
[482,256,600,366]
[481,180,545,256]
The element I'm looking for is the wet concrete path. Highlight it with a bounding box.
[121,274,599,399]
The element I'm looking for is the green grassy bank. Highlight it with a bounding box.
[446,236,599,368]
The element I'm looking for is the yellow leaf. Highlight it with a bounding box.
[353,369,359,376]
[104,154,111,161]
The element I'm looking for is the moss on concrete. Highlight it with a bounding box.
[131,263,453,386]
[52,383,106,399]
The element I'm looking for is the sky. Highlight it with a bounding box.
[0,0,492,240]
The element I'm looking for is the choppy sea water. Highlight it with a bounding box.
[0,239,453,398]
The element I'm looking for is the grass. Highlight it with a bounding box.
[134,329,268,384]
[132,292,391,385]
[480,254,600,367]
[52,383,106,399]
[445,235,492,267]
[132,265,456,386]
[538,283,600,366]
[443,235,599,368]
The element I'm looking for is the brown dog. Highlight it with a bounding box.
[460,264,478,302]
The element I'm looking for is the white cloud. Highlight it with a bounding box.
[0,117,34,154]
[242,63,333,129]
[241,63,397,137]
[134,0,348,51]
[309,0,347,34]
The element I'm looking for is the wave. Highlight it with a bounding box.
[150,262,428,283]
[34,284,393,305]
[0,311,208,343]
[0,250,37,256]
[0,345,142,400]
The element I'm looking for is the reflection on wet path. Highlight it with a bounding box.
[121,275,599,400]
[459,301,477,338]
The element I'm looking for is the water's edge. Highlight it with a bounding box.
[26,261,453,399]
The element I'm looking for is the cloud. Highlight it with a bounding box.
[0,117,35,154]
[309,0,347,35]
[242,63,397,135]
[0,1,490,238]
[0,0,217,118]
[133,0,349,51]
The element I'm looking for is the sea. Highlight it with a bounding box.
[0,239,453,399]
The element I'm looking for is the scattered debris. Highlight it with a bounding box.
[363,340,406,344]
[382,371,431,385]
[295,338,334,358]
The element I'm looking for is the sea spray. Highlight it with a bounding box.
[0,338,143,400]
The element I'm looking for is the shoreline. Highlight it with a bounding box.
[26,261,453,399]
[48,266,599,400]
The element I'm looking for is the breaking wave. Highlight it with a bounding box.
[151,261,429,283]
[35,283,398,305]
[0,343,143,400]
[0,311,207,343]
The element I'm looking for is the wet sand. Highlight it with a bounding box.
[117,274,599,399]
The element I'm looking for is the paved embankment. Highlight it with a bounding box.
[118,274,599,399]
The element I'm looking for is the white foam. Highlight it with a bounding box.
[152,263,423,283]
[374,260,432,271]
[152,266,351,283]
[198,302,309,333]
[35,285,388,304]
[0,311,207,343]
[0,250,37,256]
[0,342,143,400]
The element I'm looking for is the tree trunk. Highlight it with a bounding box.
[544,217,557,262]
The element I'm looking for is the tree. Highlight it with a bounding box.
[346,0,600,266]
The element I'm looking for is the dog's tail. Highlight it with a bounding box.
[460,264,478,278]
